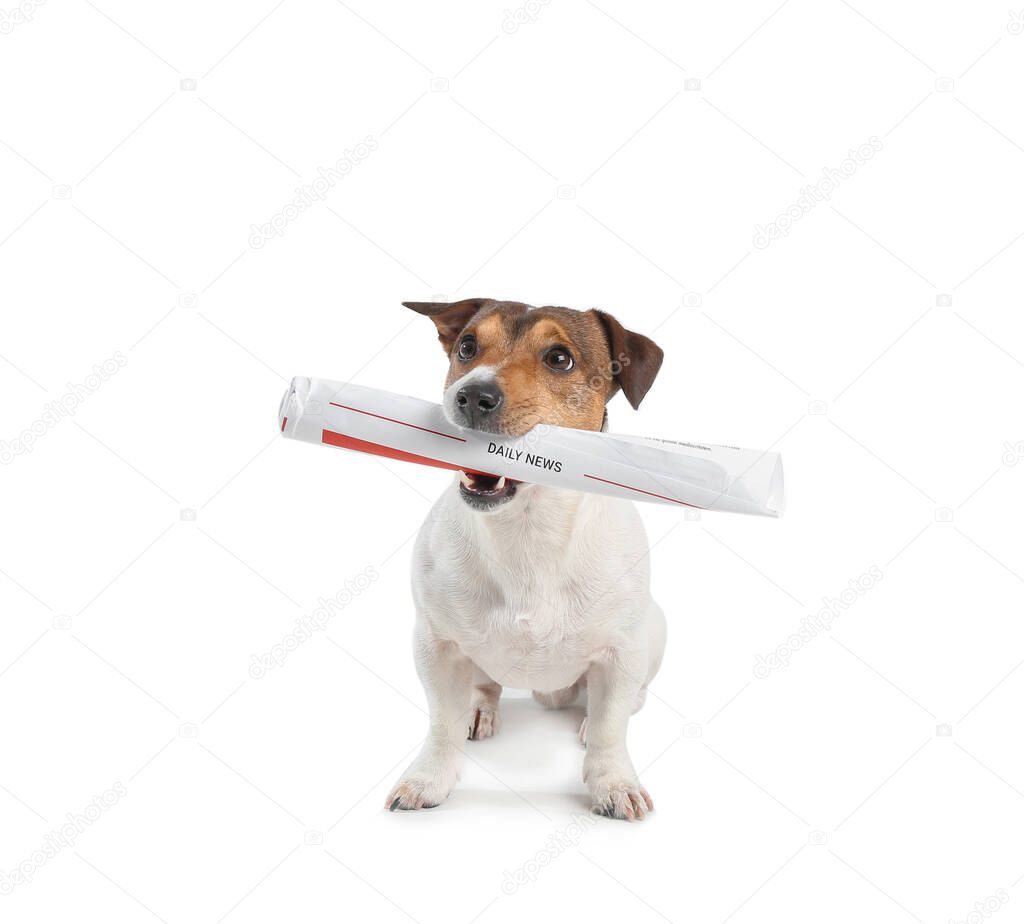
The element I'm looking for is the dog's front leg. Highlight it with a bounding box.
[386,626,473,811]
[582,651,654,821]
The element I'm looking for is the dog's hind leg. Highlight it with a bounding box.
[468,667,502,740]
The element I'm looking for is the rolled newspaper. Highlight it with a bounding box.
[279,377,784,517]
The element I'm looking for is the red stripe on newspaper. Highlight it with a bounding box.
[328,403,466,441]
[322,429,494,476]
[583,473,703,509]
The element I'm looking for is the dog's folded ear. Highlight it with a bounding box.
[592,310,665,410]
[402,299,490,353]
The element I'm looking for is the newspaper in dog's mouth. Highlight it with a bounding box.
[279,377,785,517]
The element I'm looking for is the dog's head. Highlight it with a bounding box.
[403,298,664,511]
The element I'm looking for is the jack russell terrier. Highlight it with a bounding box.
[386,298,666,821]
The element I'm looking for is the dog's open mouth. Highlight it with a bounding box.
[458,470,521,508]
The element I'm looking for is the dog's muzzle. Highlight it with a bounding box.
[444,370,522,509]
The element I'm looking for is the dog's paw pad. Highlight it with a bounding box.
[590,781,654,822]
[468,705,500,740]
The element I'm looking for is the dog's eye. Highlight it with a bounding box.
[543,346,574,372]
[457,336,477,361]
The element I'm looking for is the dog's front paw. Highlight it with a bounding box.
[584,759,654,821]
[589,777,654,821]
[385,773,453,811]
[386,752,460,812]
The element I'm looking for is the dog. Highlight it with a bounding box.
[385,298,667,821]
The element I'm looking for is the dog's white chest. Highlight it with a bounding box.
[412,483,651,691]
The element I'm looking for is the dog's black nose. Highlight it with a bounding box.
[455,381,503,427]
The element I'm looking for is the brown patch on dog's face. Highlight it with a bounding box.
[464,307,609,433]
[402,298,664,437]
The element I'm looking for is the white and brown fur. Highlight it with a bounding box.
[386,298,667,821]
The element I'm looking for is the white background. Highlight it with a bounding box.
[2,1,1023,922]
